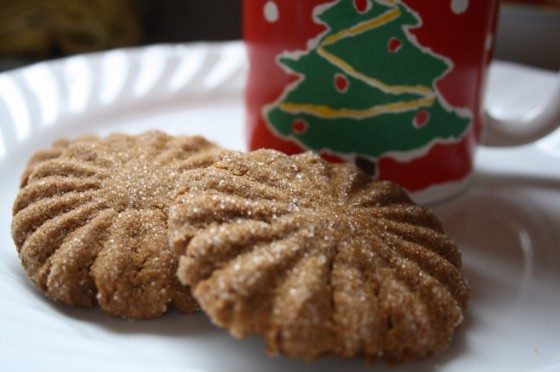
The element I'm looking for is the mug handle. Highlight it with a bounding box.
[482,69,560,146]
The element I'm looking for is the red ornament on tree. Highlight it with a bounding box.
[334,73,349,93]
[413,110,430,128]
[353,0,371,13]
[387,37,402,53]
[292,119,308,134]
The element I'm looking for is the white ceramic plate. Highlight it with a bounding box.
[1,42,559,372]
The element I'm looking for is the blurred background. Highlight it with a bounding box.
[0,0,558,72]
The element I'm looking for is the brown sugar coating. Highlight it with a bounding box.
[170,149,470,362]
[19,138,71,188]
[12,131,221,319]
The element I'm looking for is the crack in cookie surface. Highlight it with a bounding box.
[169,149,470,362]
[12,131,220,319]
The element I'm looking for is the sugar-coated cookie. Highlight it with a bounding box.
[169,149,469,362]
[12,131,220,319]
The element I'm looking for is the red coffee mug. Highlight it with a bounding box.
[244,0,560,203]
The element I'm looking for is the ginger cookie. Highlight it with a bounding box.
[12,131,221,319]
[169,149,469,362]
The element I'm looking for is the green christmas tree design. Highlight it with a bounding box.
[265,0,471,161]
